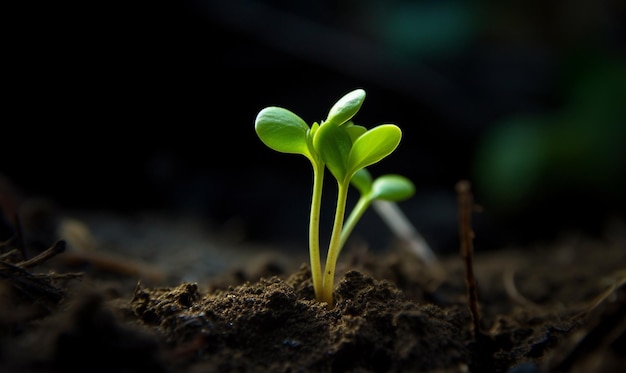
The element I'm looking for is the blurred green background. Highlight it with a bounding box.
[4,0,625,254]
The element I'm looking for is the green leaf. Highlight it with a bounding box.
[343,123,367,143]
[347,124,402,175]
[255,107,312,158]
[371,175,415,201]
[313,122,352,181]
[350,168,374,195]
[326,89,366,126]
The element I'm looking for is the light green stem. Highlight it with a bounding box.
[309,161,325,301]
[339,196,372,253]
[320,180,350,308]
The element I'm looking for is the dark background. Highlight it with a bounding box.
[3,0,625,255]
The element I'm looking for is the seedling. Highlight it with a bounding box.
[255,88,414,308]
[341,169,415,251]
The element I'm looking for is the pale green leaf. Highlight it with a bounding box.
[255,107,312,157]
[371,175,415,201]
[326,89,366,126]
[347,124,402,175]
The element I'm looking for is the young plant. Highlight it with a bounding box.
[341,168,415,252]
[254,88,414,308]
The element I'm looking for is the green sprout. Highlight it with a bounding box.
[341,169,415,252]
[255,88,414,308]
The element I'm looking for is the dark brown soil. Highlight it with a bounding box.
[1,184,625,372]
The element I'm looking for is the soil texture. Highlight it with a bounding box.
[1,182,625,373]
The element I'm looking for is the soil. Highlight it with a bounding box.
[1,179,625,373]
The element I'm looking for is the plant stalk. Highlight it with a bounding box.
[309,161,325,300]
[339,196,371,253]
[321,180,350,308]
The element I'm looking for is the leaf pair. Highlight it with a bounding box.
[255,89,401,183]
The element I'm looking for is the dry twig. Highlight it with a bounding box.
[455,180,482,337]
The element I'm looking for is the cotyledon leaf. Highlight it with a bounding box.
[347,124,402,176]
[255,106,312,158]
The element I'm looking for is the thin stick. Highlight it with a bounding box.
[371,200,438,266]
[455,180,481,338]
[16,240,66,269]
[503,267,539,309]
[372,200,445,282]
